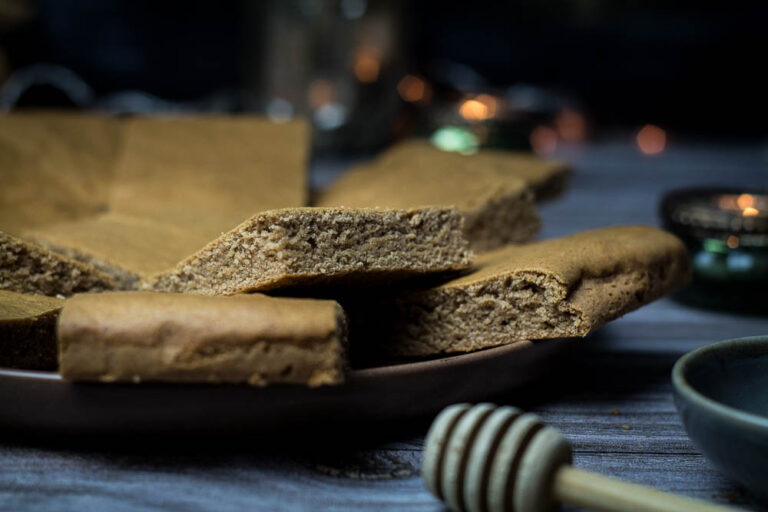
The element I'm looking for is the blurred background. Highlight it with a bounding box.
[1,0,767,156]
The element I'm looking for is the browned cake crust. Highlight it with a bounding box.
[110,116,309,221]
[316,142,545,251]
[0,290,63,370]
[1,231,116,296]
[362,226,690,356]
[0,112,123,236]
[58,291,347,386]
[370,140,571,200]
[19,115,310,282]
[144,207,474,295]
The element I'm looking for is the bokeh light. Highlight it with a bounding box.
[397,75,431,104]
[555,108,587,142]
[636,124,666,155]
[737,193,755,210]
[353,47,381,83]
[459,99,490,122]
[530,125,558,155]
[307,79,335,109]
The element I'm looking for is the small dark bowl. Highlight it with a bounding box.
[672,336,768,501]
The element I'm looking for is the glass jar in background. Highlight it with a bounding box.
[249,0,408,154]
[661,187,768,315]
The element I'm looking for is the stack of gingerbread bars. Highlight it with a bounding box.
[0,113,691,387]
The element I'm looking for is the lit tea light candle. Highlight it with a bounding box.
[661,187,768,313]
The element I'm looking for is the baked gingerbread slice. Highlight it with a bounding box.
[315,140,569,251]
[372,140,571,200]
[358,226,690,356]
[0,290,63,370]
[23,116,311,285]
[1,231,116,296]
[58,291,347,387]
[144,207,473,295]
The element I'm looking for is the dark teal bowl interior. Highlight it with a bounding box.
[685,342,768,419]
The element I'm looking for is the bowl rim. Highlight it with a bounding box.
[672,335,768,432]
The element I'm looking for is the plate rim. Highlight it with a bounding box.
[0,339,565,384]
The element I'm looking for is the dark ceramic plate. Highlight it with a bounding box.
[0,338,573,436]
[672,335,768,502]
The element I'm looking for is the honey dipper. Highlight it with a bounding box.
[422,404,746,512]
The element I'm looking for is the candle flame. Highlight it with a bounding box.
[636,124,666,155]
[743,206,759,217]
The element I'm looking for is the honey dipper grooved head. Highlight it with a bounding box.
[423,403,572,512]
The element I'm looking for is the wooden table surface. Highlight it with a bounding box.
[2,138,768,511]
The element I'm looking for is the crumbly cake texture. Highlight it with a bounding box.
[25,213,221,288]
[361,226,690,356]
[315,143,542,251]
[145,207,474,295]
[17,115,310,281]
[1,231,116,296]
[0,290,63,370]
[58,291,347,386]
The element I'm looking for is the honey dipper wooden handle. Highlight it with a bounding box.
[423,404,748,512]
[553,466,745,512]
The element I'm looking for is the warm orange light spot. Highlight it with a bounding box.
[307,79,335,109]
[727,235,739,249]
[555,108,587,142]
[459,99,490,122]
[636,124,666,155]
[353,47,381,83]
[397,75,431,103]
[737,194,755,210]
[743,206,759,217]
[529,125,558,155]
[474,94,498,118]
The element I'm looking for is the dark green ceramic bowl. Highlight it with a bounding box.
[672,336,768,501]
